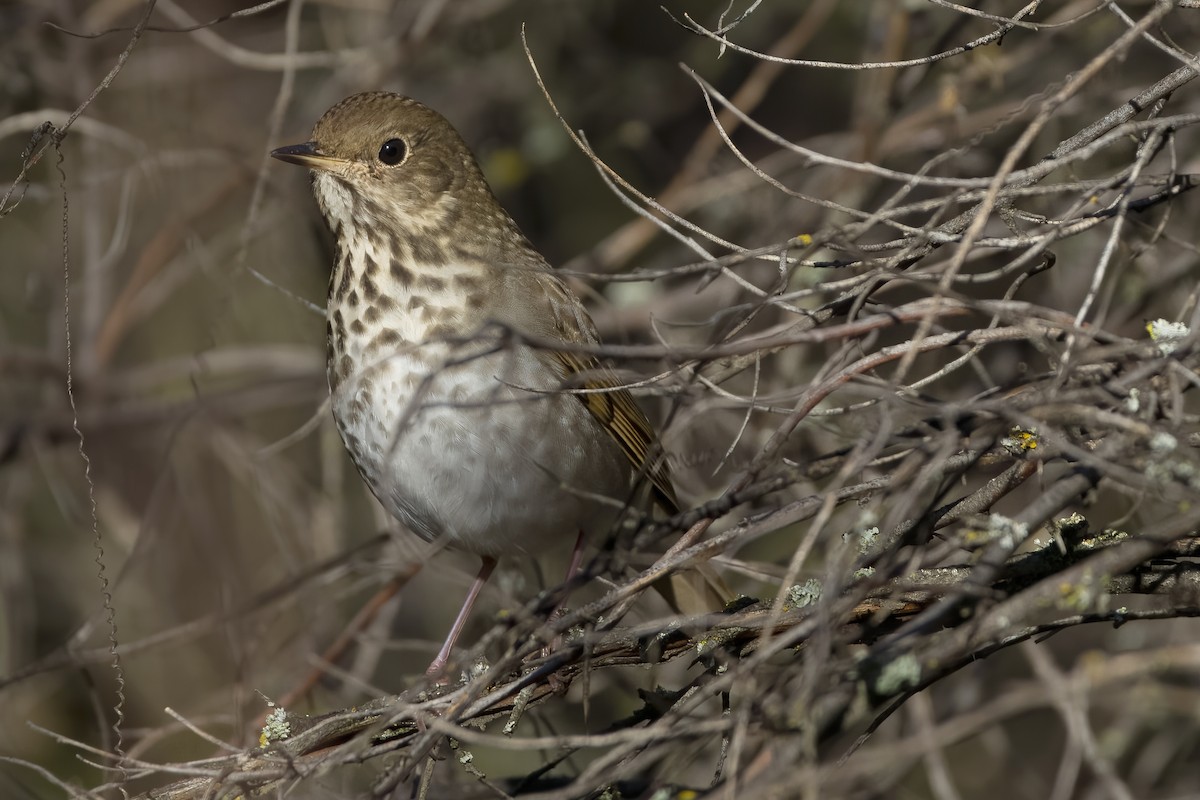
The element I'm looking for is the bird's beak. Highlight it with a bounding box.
[270,142,346,171]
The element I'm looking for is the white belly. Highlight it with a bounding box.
[331,342,631,557]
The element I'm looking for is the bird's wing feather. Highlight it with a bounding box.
[547,348,678,514]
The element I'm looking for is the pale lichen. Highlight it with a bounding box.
[1150,432,1178,454]
[258,705,291,748]
[843,525,880,554]
[785,579,822,609]
[1147,318,1189,354]
[964,514,1029,551]
[873,653,921,695]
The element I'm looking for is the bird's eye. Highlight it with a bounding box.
[378,138,406,165]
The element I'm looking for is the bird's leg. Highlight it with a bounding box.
[549,529,586,620]
[426,555,497,676]
[532,530,587,673]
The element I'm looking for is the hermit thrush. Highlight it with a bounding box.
[272,92,698,676]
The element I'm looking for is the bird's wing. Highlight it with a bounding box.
[490,266,734,613]
[546,347,678,514]
[491,265,679,513]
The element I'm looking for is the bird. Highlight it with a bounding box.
[271,91,710,676]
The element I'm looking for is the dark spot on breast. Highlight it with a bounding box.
[419,275,447,292]
[372,328,402,350]
[425,322,455,339]
[364,305,379,323]
[335,263,352,302]
[336,353,353,385]
[361,218,379,248]
[454,274,483,292]
[347,289,359,307]
[350,319,366,334]
[362,273,379,301]
[391,258,414,285]
[449,243,477,264]
[356,373,375,397]
[412,235,447,265]
[353,387,373,417]
[408,295,427,311]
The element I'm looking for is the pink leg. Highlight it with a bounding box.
[426,556,497,676]
[535,534,590,681]
[537,531,587,666]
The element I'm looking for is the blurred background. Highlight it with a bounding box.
[3,1,1200,798]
